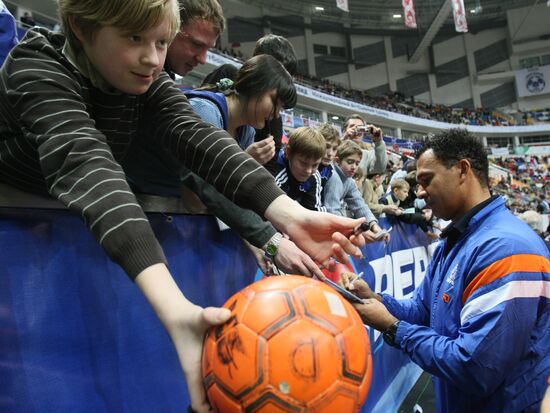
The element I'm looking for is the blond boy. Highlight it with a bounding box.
[271,127,326,211]
[0,1,367,411]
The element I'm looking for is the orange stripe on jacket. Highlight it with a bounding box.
[462,254,550,304]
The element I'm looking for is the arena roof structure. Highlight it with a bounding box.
[234,0,538,28]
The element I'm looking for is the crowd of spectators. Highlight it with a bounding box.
[216,47,550,128]
[489,155,549,214]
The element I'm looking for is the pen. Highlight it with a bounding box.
[350,272,364,286]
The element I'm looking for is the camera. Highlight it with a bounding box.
[356,125,369,133]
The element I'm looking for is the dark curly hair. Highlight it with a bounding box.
[415,129,489,188]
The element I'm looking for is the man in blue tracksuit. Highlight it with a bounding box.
[0,0,18,66]
[344,129,550,412]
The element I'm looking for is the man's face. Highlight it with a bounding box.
[338,153,361,178]
[322,141,339,166]
[343,118,365,143]
[287,152,322,183]
[416,149,463,221]
[166,18,218,75]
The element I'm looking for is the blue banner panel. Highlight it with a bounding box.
[0,208,431,413]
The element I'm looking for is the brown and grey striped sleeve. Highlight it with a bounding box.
[0,29,165,278]
[142,75,284,214]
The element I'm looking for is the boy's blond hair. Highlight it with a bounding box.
[391,178,410,191]
[58,0,180,50]
[317,123,341,145]
[286,127,325,160]
[337,140,362,160]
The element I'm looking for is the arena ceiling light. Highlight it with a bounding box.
[314,6,325,11]
[392,13,402,18]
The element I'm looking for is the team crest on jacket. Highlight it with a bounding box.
[446,264,458,286]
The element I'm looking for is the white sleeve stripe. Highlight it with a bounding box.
[313,172,324,210]
[90,203,142,230]
[40,137,107,160]
[275,170,288,187]
[21,98,86,118]
[460,280,550,325]
[81,190,135,218]
[99,218,149,245]
[10,68,74,83]
[231,164,265,199]
[222,157,255,194]
[31,109,90,129]
[59,171,125,199]
[213,151,242,186]
[66,178,128,207]
[49,156,120,188]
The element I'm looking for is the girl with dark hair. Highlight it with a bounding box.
[123,54,296,194]
[190,54,296,164]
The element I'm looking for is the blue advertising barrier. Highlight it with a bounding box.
[0,207,431,412]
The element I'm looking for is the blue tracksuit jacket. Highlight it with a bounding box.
[383,196,550,412]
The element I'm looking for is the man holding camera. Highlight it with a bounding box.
[341,114,388,175]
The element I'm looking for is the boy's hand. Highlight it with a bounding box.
[135,265,232,413]
[368,223,391,243]
[246,135,275,165]
[274,238,325,278]
[264,196,366,266]
[384,204,403,216]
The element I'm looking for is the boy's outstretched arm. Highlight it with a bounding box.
[264,195,366,266]
[135,263,231,413]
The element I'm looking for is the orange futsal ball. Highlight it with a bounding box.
[202,275,372,413]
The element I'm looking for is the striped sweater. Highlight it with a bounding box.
[0,28,283,278]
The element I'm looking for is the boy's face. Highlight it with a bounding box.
[393,186,409,202]
[338,153,361,178]
[322,141,339,166]
[287,151,322,183]
[76,19,171,95]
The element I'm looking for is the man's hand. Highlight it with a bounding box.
[353,299,397,332]
[339,271,380,300]
[367,124,383,143]
[245,135,275,165]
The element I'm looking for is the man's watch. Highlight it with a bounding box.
[383,320,401,347]
[263,232,283,261]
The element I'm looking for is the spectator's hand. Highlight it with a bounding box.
[367,124,383,142]
[274,237,325,278]
[245,135,275,165]
[264,196,366,266]
[369,223,391,243]
[422,208,433,222]
[135,264,232,413]
[245,242,271,274]
[384,204,403,216]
